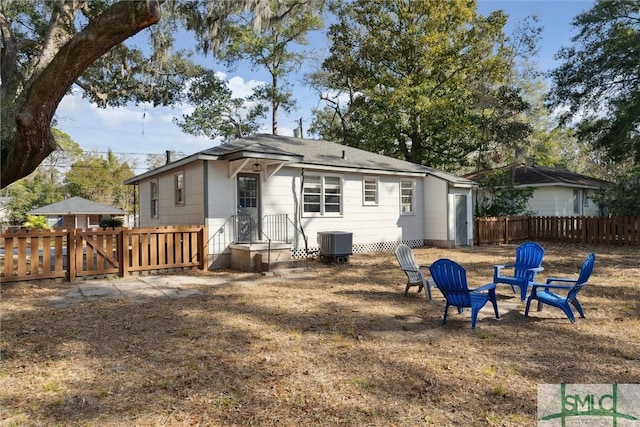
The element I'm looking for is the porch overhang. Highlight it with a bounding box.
[226,151,302,180]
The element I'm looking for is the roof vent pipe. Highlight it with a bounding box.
[166,150,172,165]
[342,150,346,160]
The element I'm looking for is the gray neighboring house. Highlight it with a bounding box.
[125,134,478,270]
[28,196,127,230]
[464,163,610,216]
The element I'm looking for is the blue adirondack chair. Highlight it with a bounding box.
[429,258,499,329]
[395,244,433,300]
[525,253,595,323]
[493,241,545,301]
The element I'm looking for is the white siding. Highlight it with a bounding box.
[261,168,425,246]
[138,161,205,226]
[138,159,458,256]
[423,176,450,243]
[476,185,601,217]
[205,162,236,249]
[527,186,589,216]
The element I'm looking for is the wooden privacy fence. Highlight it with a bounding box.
[0,226,206,283]
[475,216,640,246]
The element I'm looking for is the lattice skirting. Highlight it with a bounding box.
[290,239,425,260]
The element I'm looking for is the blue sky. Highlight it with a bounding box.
[55,1,595,171]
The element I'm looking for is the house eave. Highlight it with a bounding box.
[124,154,219,185]
[288,162,426,177]
[516,183,604,189]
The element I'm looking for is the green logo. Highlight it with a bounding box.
[538,384,639,426]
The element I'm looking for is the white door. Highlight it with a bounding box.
[237,174,260,242]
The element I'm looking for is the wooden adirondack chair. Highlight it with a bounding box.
[429,258,500,329]
[395,244,433,300]
[493,241,545,301]
[525,253,595,323]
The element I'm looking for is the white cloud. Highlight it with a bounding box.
[228,75,264,98]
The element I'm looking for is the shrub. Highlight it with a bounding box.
[99,217,124,228]
[22,215,51,230]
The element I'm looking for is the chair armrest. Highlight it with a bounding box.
[545,277,577,285]
[493,263,515,281]
[472,283,497,292]
[494,263,515,271]
[530,282,575,291]
[530,267,544,273]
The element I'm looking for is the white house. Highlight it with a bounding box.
[465,163,610,217]
[124,134,477,270]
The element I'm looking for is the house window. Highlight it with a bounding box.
[573,189,580,214]
[583,190,590,207]
[303,175,342,215]
[363,178,378,205]
[151,180,159,218]
[175,171,185,206]
[400,179,414,214]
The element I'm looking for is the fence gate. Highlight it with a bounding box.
[75,229,120,278]
[0,226,206,283]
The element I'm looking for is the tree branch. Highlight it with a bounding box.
[2,0,162,188]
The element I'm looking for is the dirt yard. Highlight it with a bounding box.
[1,243,639,426]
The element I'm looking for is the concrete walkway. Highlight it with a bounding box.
[47,271,524,319]
[48,275,241,307]
[48,270,317,307]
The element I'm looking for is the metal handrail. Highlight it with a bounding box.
[232,215,272,269]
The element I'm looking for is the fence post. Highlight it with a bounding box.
[67,229,76,282]
[119,228,129,277]
[504,216,509,244]
[199,226,208,270]
[474,217,479,246]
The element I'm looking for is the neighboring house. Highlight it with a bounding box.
[124,134,477,270]
[464,163,610,217]
[0,196,11,232]
[28,196,127,230]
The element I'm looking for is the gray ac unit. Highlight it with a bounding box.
[317,231,353,261]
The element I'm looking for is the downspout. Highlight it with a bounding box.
[133,183,138,228]
[298,169,310,267]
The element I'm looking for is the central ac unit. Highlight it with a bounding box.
[317,231,353,261]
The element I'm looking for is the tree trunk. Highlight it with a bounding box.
[1,1,161,188]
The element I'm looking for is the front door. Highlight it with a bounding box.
[455,195,468,246]
[237,174,260,242]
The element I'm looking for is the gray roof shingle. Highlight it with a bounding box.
[131,134,475,186]
[28,197,126,215]
[464,164,610,188]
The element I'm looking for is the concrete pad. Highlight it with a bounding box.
[152,275,228,287]
[77,284,121,298]
[165,289,203,299]
[120,288,166,298]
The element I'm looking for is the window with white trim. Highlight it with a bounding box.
[150,180,159,218]
[303,175,342,215]
[175,171,185,206]
[400,179,414,214]
[363,178,378,205]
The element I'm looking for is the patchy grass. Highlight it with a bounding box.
[1,243,639,426]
